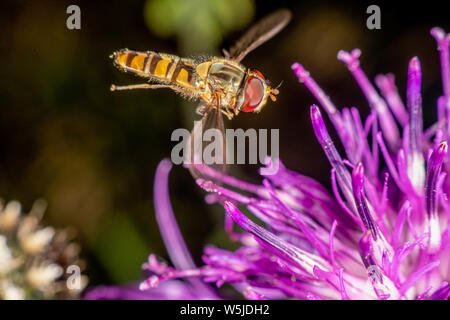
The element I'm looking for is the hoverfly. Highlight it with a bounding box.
[110,9,291,179]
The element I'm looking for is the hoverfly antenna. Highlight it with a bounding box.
[268,85,279,102]
[275,81,283,90]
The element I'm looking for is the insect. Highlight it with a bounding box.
[110,9,291,178]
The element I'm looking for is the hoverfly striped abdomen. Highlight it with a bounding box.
[112,49,197,90]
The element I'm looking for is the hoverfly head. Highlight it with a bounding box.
[239,69,278,114]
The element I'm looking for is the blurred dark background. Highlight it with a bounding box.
[0,0,448,287]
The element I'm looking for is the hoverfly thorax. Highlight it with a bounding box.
[238,69,279,113]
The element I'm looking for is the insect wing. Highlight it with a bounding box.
[228,9,292,62]
[186,103,227,182]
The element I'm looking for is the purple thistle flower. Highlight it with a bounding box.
[84,281,205,300]
[95,27,450,300]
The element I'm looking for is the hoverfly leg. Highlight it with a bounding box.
[220,108,234,120]
[111,83,192,96]
[230,98,240,116]
[110,83,155,91]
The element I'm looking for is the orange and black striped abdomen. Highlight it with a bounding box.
[112,49,197,90]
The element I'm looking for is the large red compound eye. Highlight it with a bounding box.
[241,76,265,112]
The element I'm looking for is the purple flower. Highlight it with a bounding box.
[102,27,450,300]
[84,281,206,300]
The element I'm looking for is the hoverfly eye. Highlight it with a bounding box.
[241,77,265,112]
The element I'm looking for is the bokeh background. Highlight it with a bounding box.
[0,0,449,287]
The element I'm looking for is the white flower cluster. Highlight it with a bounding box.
[0,199,87,299]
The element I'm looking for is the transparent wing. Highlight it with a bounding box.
[186,102,227,183]
[228,9,292,62]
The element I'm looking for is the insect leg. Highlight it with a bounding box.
[220,108,234,120]
[110,83,192,96]
[110,83,156,91]
[228,97,240,116]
